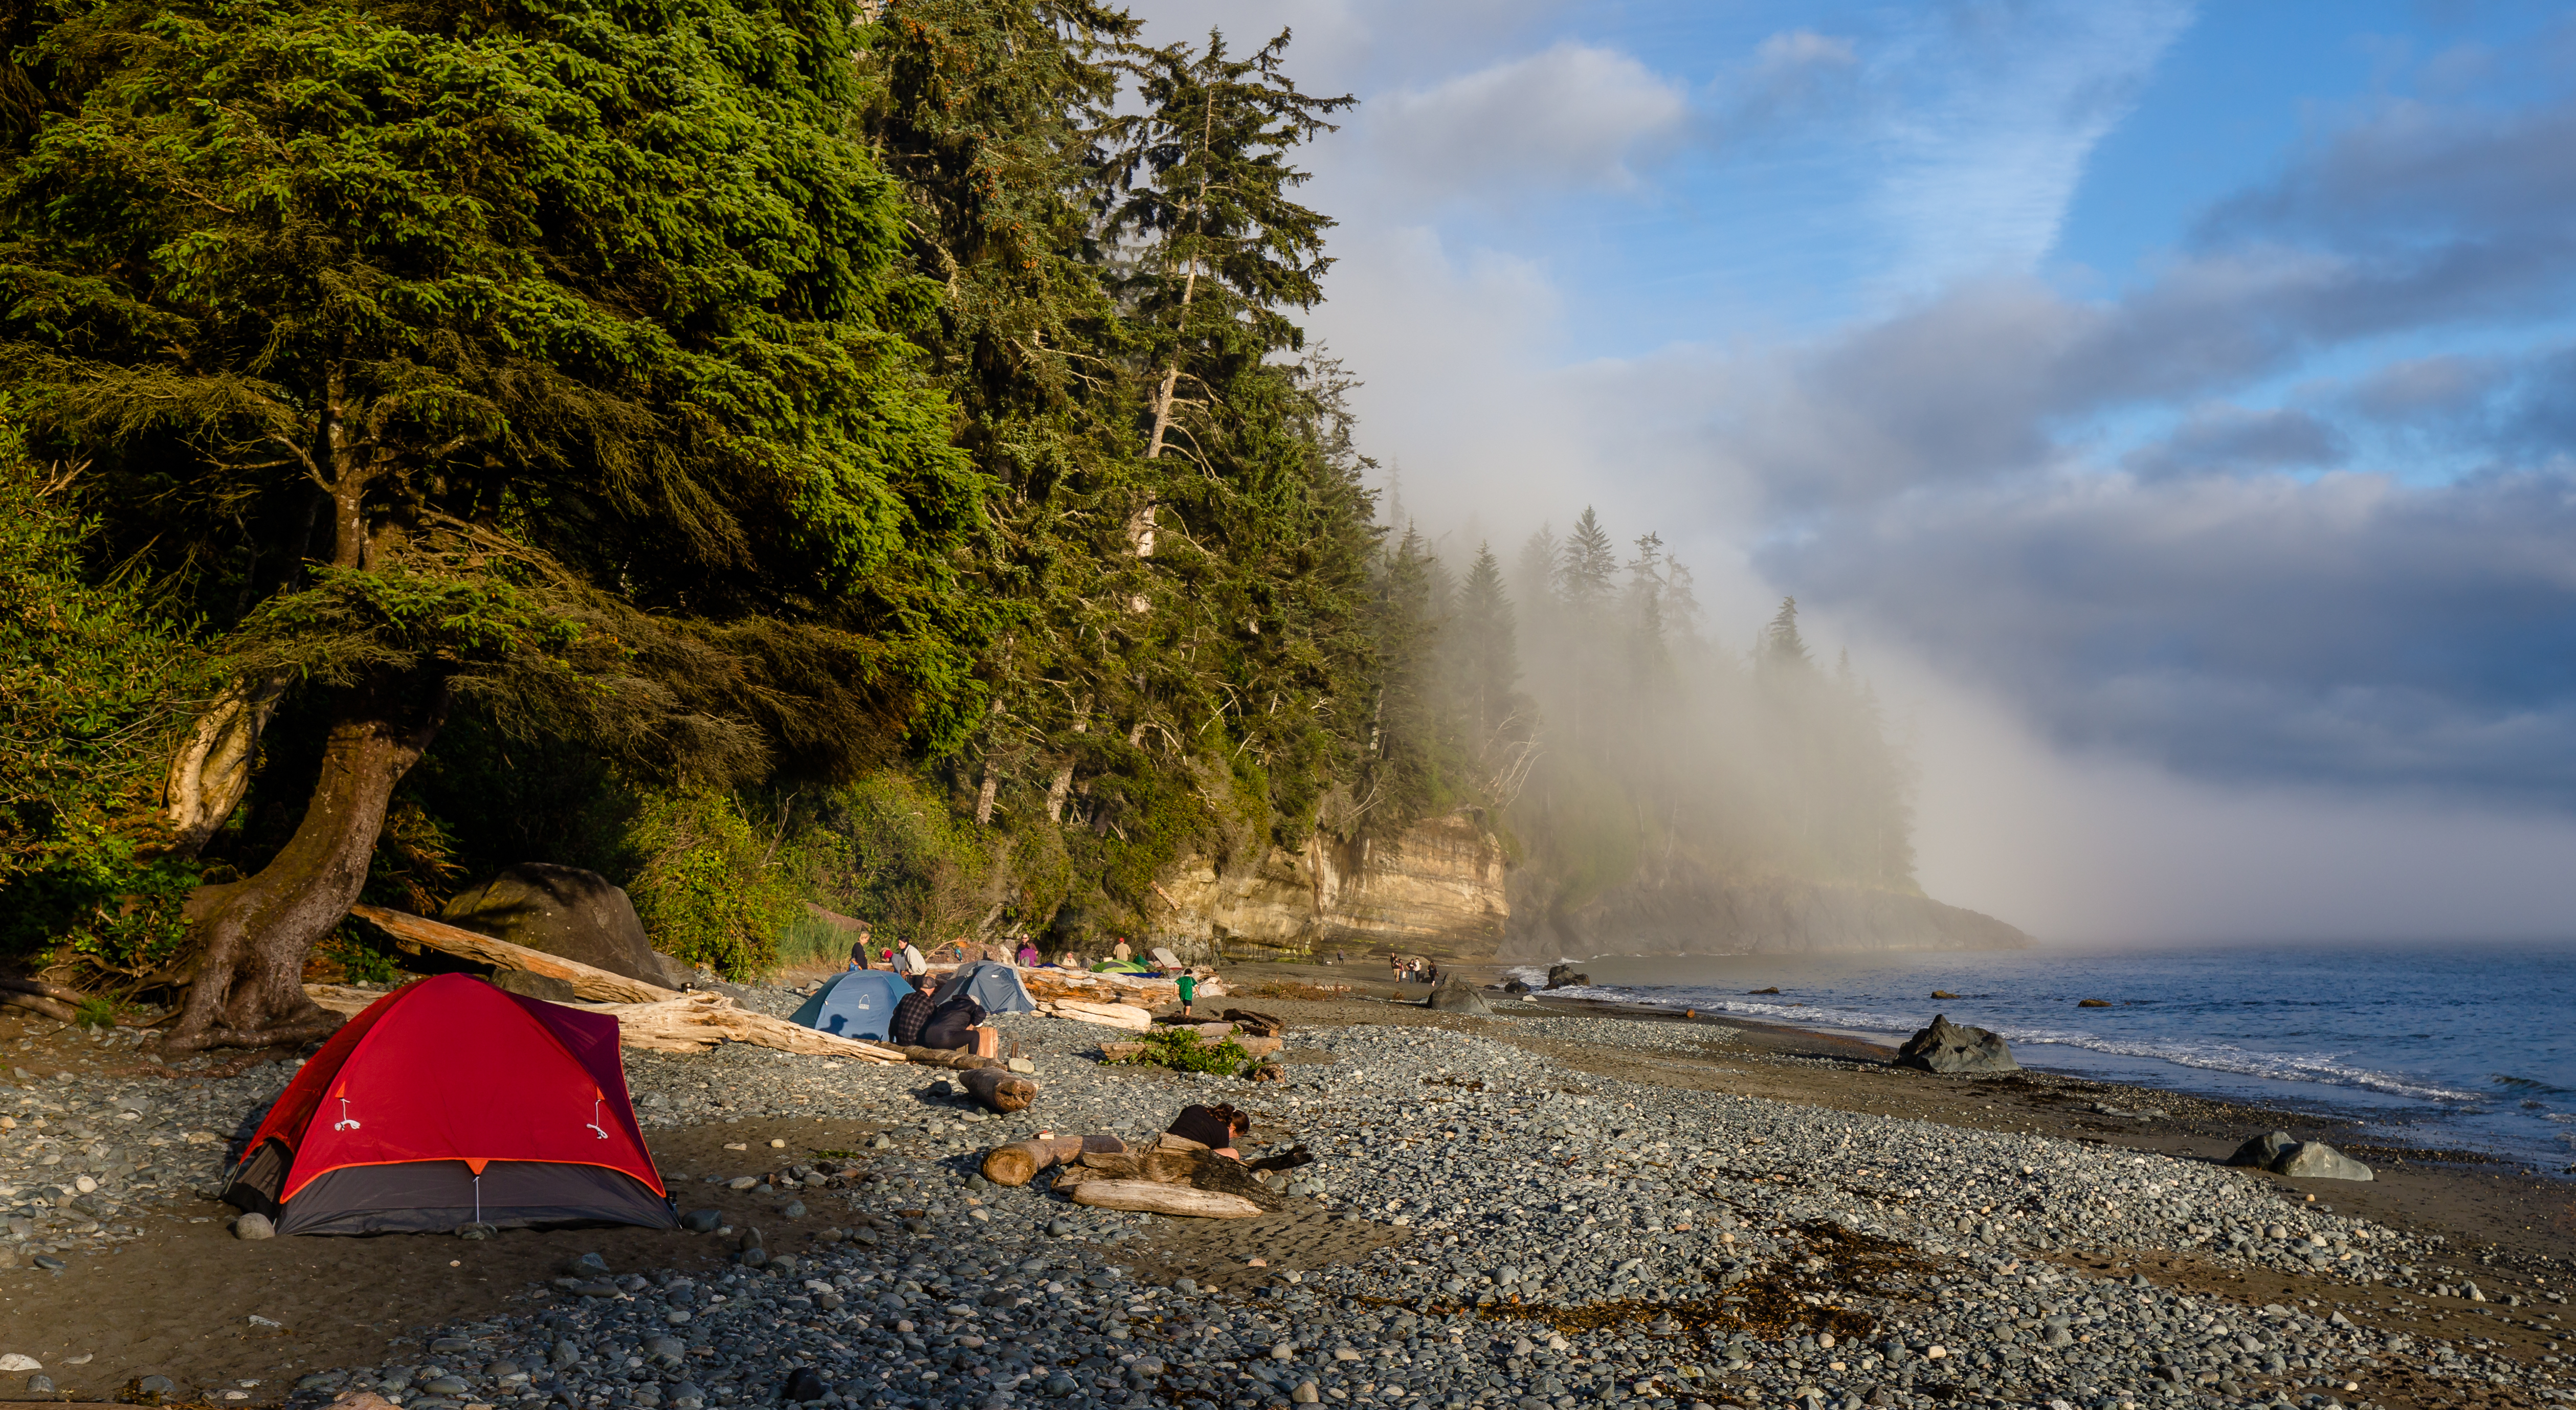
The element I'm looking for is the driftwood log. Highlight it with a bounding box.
[1220,1008,1284,1037]
[896,1045,1006,1070]
[1067,1179,1262,1219]
[574,993,908,1062]
[1048,998,1153,1031]
[961,1066,1037,1113]
[351,905,676,1002]
[982,1133,1126,1188]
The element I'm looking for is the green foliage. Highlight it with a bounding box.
[795,771,999,951]
[314,927,401,985]
[71,995,118,1028]
[624,788,800,978]
[0,397,210,973]
[1109,1025,1251,1076]
[771,907,857,970]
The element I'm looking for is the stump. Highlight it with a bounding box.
[961,1067,1037,1113]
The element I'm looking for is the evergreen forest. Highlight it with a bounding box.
[0,0,1920,1045]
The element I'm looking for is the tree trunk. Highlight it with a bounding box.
[165,676,449,1052]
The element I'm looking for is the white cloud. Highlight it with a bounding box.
[1753,28,1856,74]
[1375,42,1692,199]
[1868,1,2196,296]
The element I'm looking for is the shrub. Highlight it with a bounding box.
[625,788,800,978]
[1109,1026,1253,1076]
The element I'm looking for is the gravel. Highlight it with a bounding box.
[3,993,2564,1410]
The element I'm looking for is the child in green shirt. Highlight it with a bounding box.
[1177,973,1197,1016]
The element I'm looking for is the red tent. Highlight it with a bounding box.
[223,973,675,1235]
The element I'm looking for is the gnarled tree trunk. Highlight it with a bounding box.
[165,674,448,1051]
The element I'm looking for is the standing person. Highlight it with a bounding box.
[899,941,927,978]
[848,921,874,968]
[1176,971,1197,1018]
[1016,937,1039,967]
[1113,937,1133,965]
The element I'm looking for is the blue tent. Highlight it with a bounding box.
[789,968,917,1040]
[929,961,1038,1015]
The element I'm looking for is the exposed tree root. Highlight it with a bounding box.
[157,1015,343,1055]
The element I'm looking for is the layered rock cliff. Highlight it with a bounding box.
[1158,809,1509,956]
[1150,811,2028,960]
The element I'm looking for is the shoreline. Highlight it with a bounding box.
[1468,958,2574,1182]
[0,962,2566,1410]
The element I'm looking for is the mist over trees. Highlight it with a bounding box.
[1360,507,1918,923]
[0,0,1923,1036]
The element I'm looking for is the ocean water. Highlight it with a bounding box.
[1509,942,2576,1173]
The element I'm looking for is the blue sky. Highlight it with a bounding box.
[1133,0,2576,940]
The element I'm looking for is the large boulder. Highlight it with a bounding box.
[1426,975,1492,1016]
[1893,1014,2019,1075]
[442,864,692,989]
[1543,963,1591,990]
[2226,1130,2298,1169]
[2272,1141,2373,1181]
[2222,1130,2372,1179]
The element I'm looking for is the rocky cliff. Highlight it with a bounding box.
[1158,809,1509,956]
[1497,868,2030,961]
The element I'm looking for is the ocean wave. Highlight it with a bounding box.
[1534,982,2485,1105]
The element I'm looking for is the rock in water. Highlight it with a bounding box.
[2272,1141,2373,1181]
[441,862,692,988]
[2225,1131,2298,1169]
[1892,1014,2018,1075]
[1426,976,1491,1016]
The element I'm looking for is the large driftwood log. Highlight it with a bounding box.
[351,905,676,1002]
[961,1066,1037,1113]
[1067,1179,1262,1219]
[1219,1008,1284,1037]
[569,992,906,1062]
[981,1133,1126,1188]
[1018,969,1179,1007]
[1048,999,1153,1031]
[895,1045,1006,1070]
[982,1135,1084,1188]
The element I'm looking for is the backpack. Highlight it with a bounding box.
[890,989,936,1046]
[919,996,987,1051]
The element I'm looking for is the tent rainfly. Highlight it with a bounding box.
[788,968,917,1040]
[222,974,676,1235]
[930,961,1037,1015]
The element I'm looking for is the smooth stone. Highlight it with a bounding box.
[681,1209,721,1234]
[233,1213,275,1240]
[420,1377,471,1395]
[26,1375,54,1394]
[783,1368,828,1402]
[565,1252,612,1277]
[140,1375,177,1394]
[780,1200,806,1219]
[2272,1141,2373,1181]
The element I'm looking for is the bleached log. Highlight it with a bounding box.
[350,905,676,1003]
[1067,1179,1262,1219]
[1049,999,1153,1031]
[574,992,906,1063]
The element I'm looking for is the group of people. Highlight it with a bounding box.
[1389,954,1441,986]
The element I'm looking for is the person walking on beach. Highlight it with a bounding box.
[1176,972,1197,1017]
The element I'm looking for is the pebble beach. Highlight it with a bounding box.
[0,978,2569,1410]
